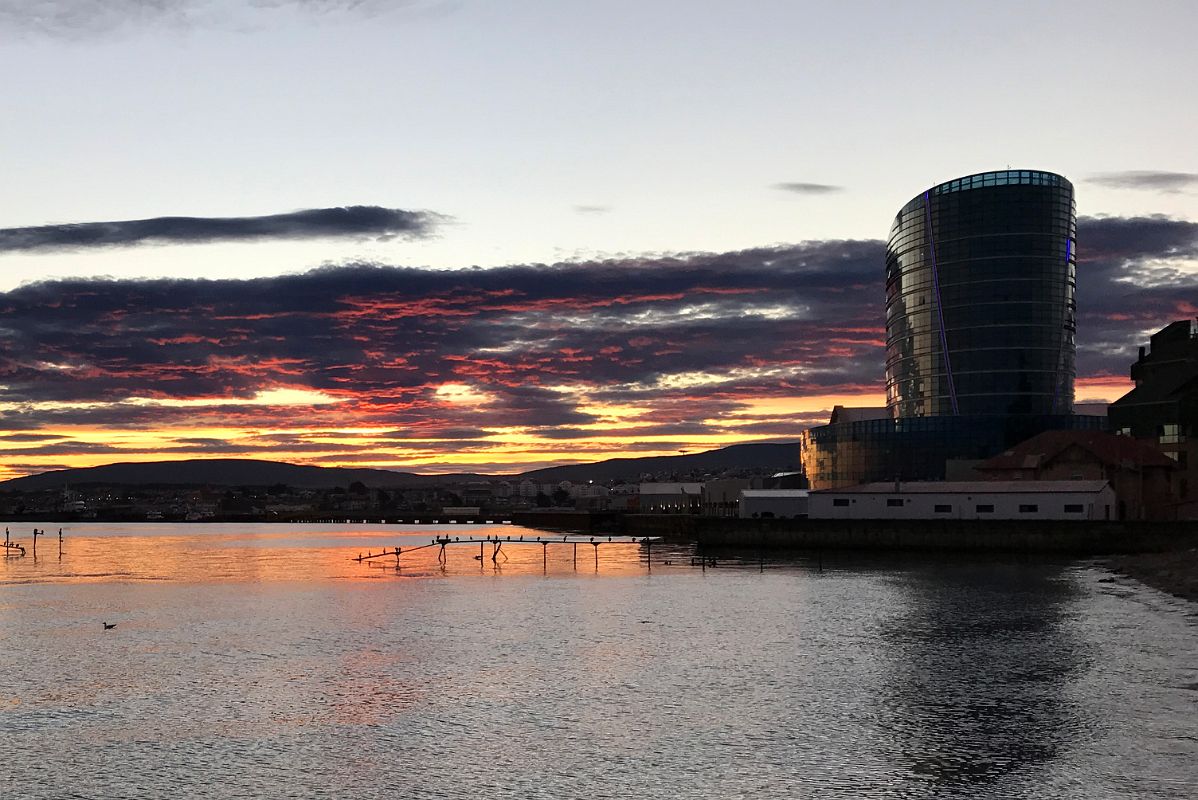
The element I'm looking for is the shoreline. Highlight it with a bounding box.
[1107,549,1198,603]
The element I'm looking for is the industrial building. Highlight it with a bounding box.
[638,483,703,514]
[738,489,809,519]
[809,481,1115,521]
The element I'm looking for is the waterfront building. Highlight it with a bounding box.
[700,478,751,516]
[801,170,1102,488]
[975,429,1177,521]
[808,480,1114,521]
[738,489,809,519]
[1109,318,1198,518]
[751,471,809,490]
[885,170,1076,417]
[638,482,703,513]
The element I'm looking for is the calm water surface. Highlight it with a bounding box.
[1,522,1195,798]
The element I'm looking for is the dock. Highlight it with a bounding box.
[354,534,662,571]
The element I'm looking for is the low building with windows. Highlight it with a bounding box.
[809,481,1115,521]
[739,489,809,519]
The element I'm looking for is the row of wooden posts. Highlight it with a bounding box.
[3,527,63,559]
[355,535,662,571]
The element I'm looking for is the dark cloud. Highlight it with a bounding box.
[0,214,1193,446]
[0,238,884,434]
[538,422,718,440]
[773,182,843,195]
[4,462,71,474]
[1087,171,1198,193]
[0,1,450,38]
[0,440,128,457]
[0,206,439,254]
[719,418,830,436]
[376,427,494,441]
[1077,215,1198,264]
[1075,215,1198,379]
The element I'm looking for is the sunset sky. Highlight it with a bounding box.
[2,1,1197,480]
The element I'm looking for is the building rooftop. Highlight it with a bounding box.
[829,406,890,424]
[978,429,1176,471]
[815,480,1110,495]
[1111,369,1198,407]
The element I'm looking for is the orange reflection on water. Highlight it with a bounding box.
[0,523,655,585]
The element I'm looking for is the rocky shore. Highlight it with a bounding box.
[1109,548,1198,603]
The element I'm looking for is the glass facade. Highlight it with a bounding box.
[800,414,1105,489]
[885,170,1076,417]
[801,170,1099,489]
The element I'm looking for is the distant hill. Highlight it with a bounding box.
[0,442,803,492]
[517,442,802,483]
[0,459,488,492]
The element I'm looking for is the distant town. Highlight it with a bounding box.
[0,462,804,523]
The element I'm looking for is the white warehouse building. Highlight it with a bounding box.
[809,481,1115,521]
[739,490,809,519]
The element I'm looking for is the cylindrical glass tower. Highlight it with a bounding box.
[884,170,1076,417]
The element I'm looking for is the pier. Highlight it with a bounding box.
[355,534,661,571]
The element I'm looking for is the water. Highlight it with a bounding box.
[1,523,1195,798]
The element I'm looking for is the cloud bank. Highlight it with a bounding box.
[0,206,439,253]
[0,214,1193,472]
[0,0,443,37]
[773,182,843,195]
[1087,171,1198,193]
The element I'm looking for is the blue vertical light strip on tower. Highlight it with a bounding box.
[1050,237,1074,413]
[923,190,959,415]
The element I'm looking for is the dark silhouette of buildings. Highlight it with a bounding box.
[975,429,1176,520]
[802,170,1101,489]
[1109,318,1198,518]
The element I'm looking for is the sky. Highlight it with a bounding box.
[1,0,1196,479]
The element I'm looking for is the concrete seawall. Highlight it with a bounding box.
[618,515,1198,555]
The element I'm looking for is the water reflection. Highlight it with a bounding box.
[1,526,1193,799]
[0,522,659,585]
[878,562,1091,793]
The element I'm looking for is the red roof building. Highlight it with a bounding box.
[976,429,1178,521]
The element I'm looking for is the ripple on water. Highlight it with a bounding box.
[0,526,1195,798]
